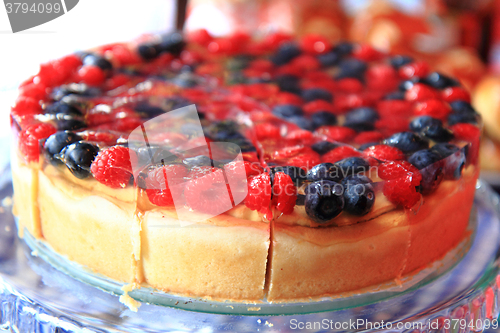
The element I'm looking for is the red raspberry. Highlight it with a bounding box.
[375,117,409,137]
[315,126,356,143]
[366,64,398,91]
[188,29,213,46]
[272,172,297,214]
[84,131,119,145]
[287,151,321,170]
[363,145,405,162]
[303,100,336,114]
[184,166,234,215]
[337,78,363,93]
[275,92,303,106]
[145,164,189,206]
[18,123,57,162]
[274,145,306,159]
[441,87,470,103]
[379,161,422,208]
[245,172,272,217]
[399,61,430,79]
[353,44,383,61]
[289,55,321,72]
[224,161,263,183]
[104,73,130,90]
[378,160,421,180]
[353,131,384,145]
[285,129,314,143]
[78,66,106,86]
[322,146,361,163]
[377,99,413,118]
[333,93,366,112]
[208,38,238,54]
[57,54,82,72]
[405,83,439,102]
[449,123,481,142]
[254,123,281,140]
[414,99,451,120]
[107,44,141,66]
[19,83,47,101]
[116,117,144,132]
[11,96,42,115]
[90,146,135,188]
[263,32,293,49]
[300,34,331,54]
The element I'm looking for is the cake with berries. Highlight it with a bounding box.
[10,30,480,302]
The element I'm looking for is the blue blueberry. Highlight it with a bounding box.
[44,131,82,165]
[63,142,99,179]
[271,43,302,66]
[306,163,342,183]
[272,104,304,119]
[311,111,337,129]
[275,74,301,94]
[384,91,406,100]
[359,142,379,151]
[304,180,344,223]
[136,146,179,166]
[449,101,476,114]
[425,72,459,89]
[431,143,465,179]
[301,88,333,102]
[134,103,165,118]
[409,116,442,132]
[51,84,101,101]
[341,175,375,216]
[82,53,113,71]
[56,118,86,131]
[137,43,162,60]
[384,132,429,153]
[270,166,307,187]
[287,116,315,131]
[398,77,426,91]
[335,157,369,176]
[317,50,341,67]
[311,141,338,155]
[447,112,480,126]
[408,149,444,194]
[335,58,367,80]
[419,124,454,142]
[344,107,379,131]
[45,101,83,116]
[333,42,354,56]
[389,55,414,68]
[159,32,185,55]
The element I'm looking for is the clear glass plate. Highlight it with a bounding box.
[1,166,500,332]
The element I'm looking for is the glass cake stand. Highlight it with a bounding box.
[1,166,500,333]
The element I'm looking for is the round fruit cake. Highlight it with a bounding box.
[10,31,481,302]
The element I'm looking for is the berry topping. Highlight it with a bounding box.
[407,149,444,194]
[63,142,100,179]
[82,53,113,71]
[425,72,459,89]
[322,145,361,163]
[19,123,57,163]
[419,124,454,142]
[272,172,297,214]
[414,99,451,121]
[78,66,106,86]
[272,104,304,119]
[431,143,465,179]
[336,58,367,80]
[341,175,375,216]
[144,164,189,206]
[182,155,215,168]
[449,123,481,142]
[45,101,83,117]
[363,144,405,162]
[90,146,134,188]
[301,88,333,102]
[44,131,82,165]
[378,161,422,208]
[271,43,302,66]
[311,112,338,129]
[306,163,342,183]
[270,166,307,187]
[335,157,369,175]
[245,172,272,217]
[389,55,413,68]
[304,180,344,223]
[184,167,232,215]
[344,107,379,132]
[384,132,429,153]
[311,141,338,155]
[409,116,442,132]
